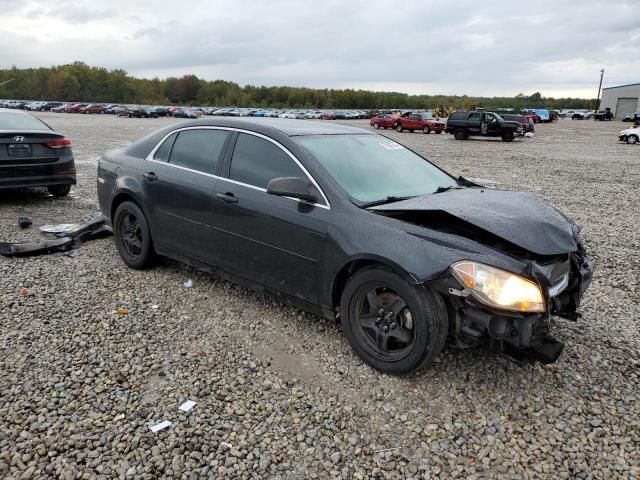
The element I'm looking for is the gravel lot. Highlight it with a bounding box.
[1,113,639,479]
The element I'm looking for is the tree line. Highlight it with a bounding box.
[0,62,597,110]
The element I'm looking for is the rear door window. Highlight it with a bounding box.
[168,129,230,174]
[229,133,306,189]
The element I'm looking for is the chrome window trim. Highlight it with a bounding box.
[144,126,330,209]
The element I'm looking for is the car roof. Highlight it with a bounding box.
[172,117,372,137]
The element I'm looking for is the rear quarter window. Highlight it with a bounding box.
[449,112,465,120]
[153,133,177,162]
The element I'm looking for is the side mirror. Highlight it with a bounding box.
[266,177,318,203]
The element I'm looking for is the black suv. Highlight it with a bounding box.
[445,111,523,142]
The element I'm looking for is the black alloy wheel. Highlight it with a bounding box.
[340,267,448,374]
[114,201,154,269]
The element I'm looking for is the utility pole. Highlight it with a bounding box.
[594,68,604,113]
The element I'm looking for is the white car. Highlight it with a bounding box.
[618,126,640,144]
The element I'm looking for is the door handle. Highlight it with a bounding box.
[143,172,158,182]
[216,192,238,204]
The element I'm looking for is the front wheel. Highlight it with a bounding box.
[396,123,403,132]
[113,201,154,269]
[47,185,71,197]
[373,123,380,129]
[627,135,638,144]
[422,126,430,134]
[340,267,448,375]
[501,131,515,142]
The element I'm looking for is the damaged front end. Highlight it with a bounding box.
[430,245,592,364]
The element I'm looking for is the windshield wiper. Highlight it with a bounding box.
[434,185,463,194]
[360,195,416,208]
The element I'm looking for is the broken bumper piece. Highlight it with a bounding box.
[0,214,110,257]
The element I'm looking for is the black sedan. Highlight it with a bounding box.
[0,109,76,196]
[97,118,592,374]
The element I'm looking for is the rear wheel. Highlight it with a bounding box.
[113,201,154,269]
[501,131,515,142]
[627,135,638,144]
[454,129,468,140]
[340,267,448,375]
[396,123,403,132]
[422,126,430,134]
[47,185,71,197]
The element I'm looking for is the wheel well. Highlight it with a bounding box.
[331,259,396,308]
[110,193,141,222]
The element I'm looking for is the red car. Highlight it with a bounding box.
[395,111,445,134]
[79,104,106,114]
[64,103,88,113]
[319,112,337,120]
[370,114,396,129]
[523,110,540,123]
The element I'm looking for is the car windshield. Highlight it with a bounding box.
[297,134,457,204]
[421,111,433,119]
[0,112,51,130]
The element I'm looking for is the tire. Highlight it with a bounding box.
[501,131,515,142]
[396,123,403,132]
[113,201,154,269]
[47,185,71,197]
[627,135,638,145]
[340,267,448,375]
[454,129,467,140]
[422,126,430,134]
[373,123,379,129]
[40,108,45,112]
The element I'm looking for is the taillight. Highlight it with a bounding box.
[47,137,72,149]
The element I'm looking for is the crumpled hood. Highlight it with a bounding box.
[371,188,577,256]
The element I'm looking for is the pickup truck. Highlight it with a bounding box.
[445,111,523,142]
[394,111,445,134]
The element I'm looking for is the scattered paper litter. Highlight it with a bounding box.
[183,279,193,288]
[149,420,171,433]
[179,400,197,412]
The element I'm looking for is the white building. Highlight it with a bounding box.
[600,83,640,119]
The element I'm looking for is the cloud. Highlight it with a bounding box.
[0,0,639,97]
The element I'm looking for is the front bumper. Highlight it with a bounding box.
[432,250,593,364]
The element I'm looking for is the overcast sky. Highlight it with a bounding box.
[1,0,638,98]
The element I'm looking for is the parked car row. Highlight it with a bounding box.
[369,111,445,134]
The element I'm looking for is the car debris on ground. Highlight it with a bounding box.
[0,214,110,257]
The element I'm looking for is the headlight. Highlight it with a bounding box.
[451,261,545,313]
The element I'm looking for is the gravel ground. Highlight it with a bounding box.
[1,113,639,479]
